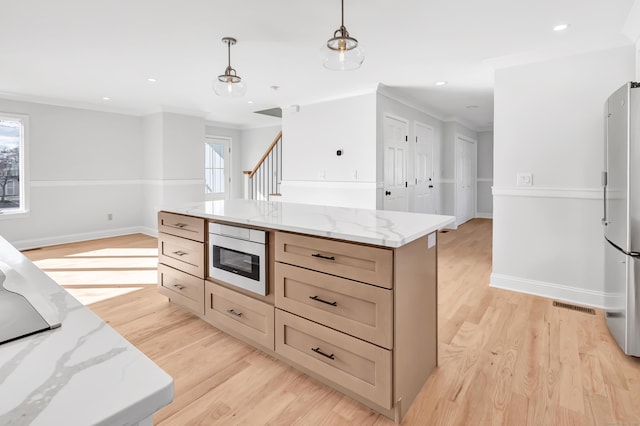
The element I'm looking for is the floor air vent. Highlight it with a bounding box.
[552,301,596,315]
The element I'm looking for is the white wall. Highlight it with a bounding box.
[0,99,145,249]
[143,112,206,232]
[240,125,281,173]
[492,45,636,308]
[477,130,494,217]
[280,93,377,208]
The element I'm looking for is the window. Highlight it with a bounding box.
[0,114,28,215]
[205,136,230,200]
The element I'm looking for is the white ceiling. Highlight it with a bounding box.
[0,0,636,130]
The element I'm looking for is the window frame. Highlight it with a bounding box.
[0,112,29,218]
[204,135,231,201]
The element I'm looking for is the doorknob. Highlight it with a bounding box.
[385,190,391,196]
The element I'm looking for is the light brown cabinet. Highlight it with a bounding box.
[275,309,392,409]
[204,281,274,351]
[158,263,204,315]
[275,231,393,289]
[275,262,393,349]
[274,230,438,421]
[157,212,205,316]
[157,211,438,422]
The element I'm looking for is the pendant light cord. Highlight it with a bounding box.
[341,0,344,27]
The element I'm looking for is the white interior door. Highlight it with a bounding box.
[383,116,408,212]
[455,136,476,225]
[414,123,435,214]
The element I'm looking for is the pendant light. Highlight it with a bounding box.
[321,0,364,71]
[214,37,247,97]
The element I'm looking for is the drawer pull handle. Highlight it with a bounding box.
[172,250,188,256]
[311,347,335,360]
[227,309,243,318]
[173,223,188,228]
[173,284,186,290]
[309,295,338,307]
[311,253,335,261]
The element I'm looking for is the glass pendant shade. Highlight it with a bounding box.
[321,36,365,71]
[322,0,364,70]
[213,71,247,97]
[214,37,246,97]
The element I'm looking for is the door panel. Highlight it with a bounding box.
[383,116,408,212]
[414,123,434,214]
[605,240,628,353]
[455,136,475,225]
[605,84,629,250]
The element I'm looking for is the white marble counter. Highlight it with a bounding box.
[0,236,173,425]
[164,199,455,248]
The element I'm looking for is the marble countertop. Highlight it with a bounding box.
[0,236,173,425]
[164,199,455,248]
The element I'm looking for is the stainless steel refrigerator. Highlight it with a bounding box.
[603,81,640,357]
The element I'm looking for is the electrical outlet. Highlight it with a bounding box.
[516,173,533,186]
[107,213,113,221]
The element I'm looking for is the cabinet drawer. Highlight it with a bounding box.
[275,263,393,349]
[275,232,393,289]
[275,309,392,409]
[205,281,274,351]
[158,264,204,315]
[159,233,205,278]
[158,211,205,242]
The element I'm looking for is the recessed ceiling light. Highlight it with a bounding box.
[270,85,280,91]
[102,97,110,101]
[553,23,570,32]
[435,81,447,86]
[247,100,254,104]
[147,78,157,83]
[466,105,479,109]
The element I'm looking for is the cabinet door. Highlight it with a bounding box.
[275,309,392,409]
[158,233,205,278]
[158,264,204,315]
[158,211,205,242]
[275,232,393,289]
[275,263,393,349]
[205,281,274,351]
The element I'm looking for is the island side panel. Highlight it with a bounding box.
[393,232,438,420]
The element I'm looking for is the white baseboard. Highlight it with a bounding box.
[14,227,154,251]
[476,212,493,219]
[490,273,610,309]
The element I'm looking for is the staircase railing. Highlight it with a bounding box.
[243,131,282,201]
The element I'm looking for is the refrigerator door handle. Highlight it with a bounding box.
[602,171,610,226]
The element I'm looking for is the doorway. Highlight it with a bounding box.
[414,122,435,214]
[455,135,476,226]
[383,115,409,212]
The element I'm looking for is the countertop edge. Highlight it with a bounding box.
[164,207,456,248]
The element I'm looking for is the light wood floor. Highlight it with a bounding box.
[24,220,640,425]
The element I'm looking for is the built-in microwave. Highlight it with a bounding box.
[208,223,267,296]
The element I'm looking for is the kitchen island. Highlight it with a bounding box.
[0,236,173,426]
[158,199,454,421]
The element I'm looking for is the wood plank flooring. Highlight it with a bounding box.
[23,219,640,425]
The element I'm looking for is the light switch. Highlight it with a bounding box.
[516,173,533,186]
